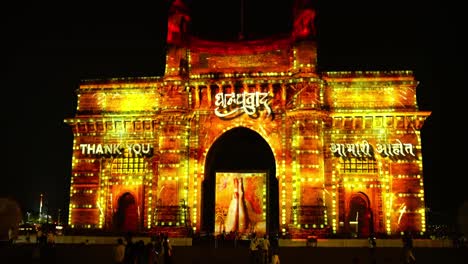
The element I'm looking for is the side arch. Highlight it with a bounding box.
[114,192,139,233]
[347,192,373,237]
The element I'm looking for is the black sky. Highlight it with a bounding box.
[4,1,459,226]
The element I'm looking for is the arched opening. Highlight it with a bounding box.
[348,192,373,237]
[114,192,139,233]
[202,127,278,236]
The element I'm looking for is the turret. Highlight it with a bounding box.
[292,0,317,41]
[165,0,190,80]
[291,0,318,76]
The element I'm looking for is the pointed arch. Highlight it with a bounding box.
[201,126,279,236]
[348,192,373,237]
[114,192,139,233]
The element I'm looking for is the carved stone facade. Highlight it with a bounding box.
[65,0,430,238]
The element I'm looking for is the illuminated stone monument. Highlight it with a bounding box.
[65,0,430,238]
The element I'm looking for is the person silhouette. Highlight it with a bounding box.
[402,231,416,263]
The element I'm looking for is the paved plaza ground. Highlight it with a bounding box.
[1,239,467,264]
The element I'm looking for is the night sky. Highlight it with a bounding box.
[4,1,458,226]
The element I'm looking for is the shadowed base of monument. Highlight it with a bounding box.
[1,242,467,264]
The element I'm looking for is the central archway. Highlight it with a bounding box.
[202,127,278,236]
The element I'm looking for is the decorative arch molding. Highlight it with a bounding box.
[201,126,279,235]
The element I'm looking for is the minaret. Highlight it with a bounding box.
[292,0,317,41]
[165,0,191,80]
[166,0,191,45]
[291,0,318,75]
